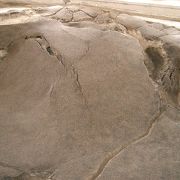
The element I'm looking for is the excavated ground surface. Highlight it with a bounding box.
[0,4,180,180]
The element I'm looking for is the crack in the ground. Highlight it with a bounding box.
[88,29,174,180]
[79,9,97,19]
[51,7,73,23]
[79,41,90,61]
[88,101,165,180]
[85,30,168,180]
[43,7,64,17]
[71,66,89,109]
[25,35,65,68]
[25,35,90,110]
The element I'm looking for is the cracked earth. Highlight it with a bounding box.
[0,2,180,180]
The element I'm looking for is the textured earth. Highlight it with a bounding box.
[0,3,180,180]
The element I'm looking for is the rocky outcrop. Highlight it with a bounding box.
[0,4,179,180]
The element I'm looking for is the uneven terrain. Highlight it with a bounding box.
[0,3,180,180]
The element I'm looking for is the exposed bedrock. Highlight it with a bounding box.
[0,4,179,180]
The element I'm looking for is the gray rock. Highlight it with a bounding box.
[52,8,73,22]
[138,24,167,40]
[150,22,166,30]
[116,14,147,29]
[73,11,92,22]
[0,4,179,180]
[162,27,180,35]
[0,20,159,179]
[81,6,100,18]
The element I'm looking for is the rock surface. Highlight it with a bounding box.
[0,4,179,180]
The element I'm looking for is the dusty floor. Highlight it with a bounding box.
[0,2,180,180]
